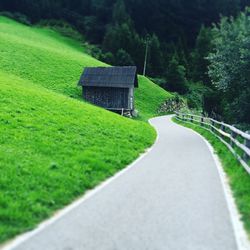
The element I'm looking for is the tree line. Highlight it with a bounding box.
[0,0,246,73]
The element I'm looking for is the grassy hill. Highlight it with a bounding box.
[0,16,171,243]
[0,16,171,120]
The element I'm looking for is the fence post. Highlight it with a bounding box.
[190,115,193,123]
[243,131,250,162]
[221,123,225,132]
[230,126,237,147]
[211,119,214,132]
[201,116,204,126]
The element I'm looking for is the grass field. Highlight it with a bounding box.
[135,76,172,120]
[173,118,250,237]
[0,16,171,242]
[0,16,171,120]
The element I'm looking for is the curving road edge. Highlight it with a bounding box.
[2,115,250,250]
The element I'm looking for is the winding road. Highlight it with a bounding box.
[7,116,240,250]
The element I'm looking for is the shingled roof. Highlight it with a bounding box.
[78,66,138,88]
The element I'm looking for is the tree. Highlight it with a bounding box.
[115,49,134,66]
[0,0,247,78]
[208,9,250,123]
[165,54,188,94]
[84,16,103,43]
[147,34,165,77]
[102,0,144,71]
[112,0,130,25]
[192,25,214,85]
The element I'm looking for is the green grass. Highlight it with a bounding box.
[0,16,171,243]
[173,118,250,237]
[0,16,105,99]
[135,76,172,120]
[0,72,156,242]
[0,16,171,116]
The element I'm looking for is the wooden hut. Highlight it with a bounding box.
[78,66,138,114]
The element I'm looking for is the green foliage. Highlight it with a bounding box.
[185,82,210,110]
[147,34,165,77]
[99,51,116,65]
[102,22,143,70]
[174,118,250,236]
[208,9,250,123]
[115,49,135,66]
[176,38,190,76]
[83,15,103,43]
[0,0,245,77]
[203,88,224,119]
[112,0,130,25]
[97,49,135,67]
[165,54,188,95]
[191,25,214,85]
[0,16,172,242]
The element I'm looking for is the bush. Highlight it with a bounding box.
[99,52,115,65]
[185,82,210,110]
[115,49,134,66]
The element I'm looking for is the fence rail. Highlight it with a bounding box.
[175,112,250,174]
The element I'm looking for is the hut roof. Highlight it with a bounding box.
[78,66,138,88]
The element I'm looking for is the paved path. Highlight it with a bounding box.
[10,116,238,250]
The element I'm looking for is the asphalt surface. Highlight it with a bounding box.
[10,116,237,250]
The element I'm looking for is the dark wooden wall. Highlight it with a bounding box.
[83,87,130,110]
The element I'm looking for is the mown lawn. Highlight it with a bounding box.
[0,16,171,243]
[0,72,156,242]
[0,16,171,117]
[173,118,250,237]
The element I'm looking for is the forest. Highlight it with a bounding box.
[0,0,250,125]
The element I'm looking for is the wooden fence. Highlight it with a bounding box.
[175,112,250,174]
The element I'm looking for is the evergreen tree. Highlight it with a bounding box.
[147,34,165,76]
[115,49,134,66]
[112,0,130,25]
[165,54,188,94]
[84,16,103,43]
[176,36,189,72]
[0,0,248,78]
[192,25,213,85]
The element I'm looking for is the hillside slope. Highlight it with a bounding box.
[0,72,156,242]
[0,16,171,243]
[0,16,171,120]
